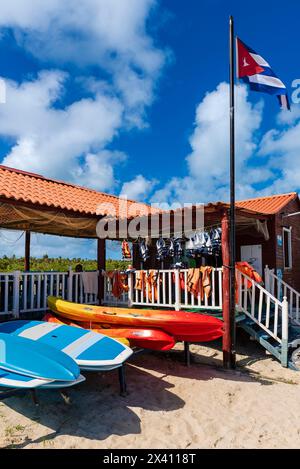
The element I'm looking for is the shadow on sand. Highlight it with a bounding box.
[1,362,186,448]
[130,328,282,387]
[1,329,282,448]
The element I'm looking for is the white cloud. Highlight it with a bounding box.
[151,82,300,206]
[0,0,166,119]
[0,71,125,189]
[151,82,264,204]
[0,0,167,191]
[258,117,300,194]
[186,83,263,195]
[73,150,127,192]
[277,104,300,126]
[120,174,157,201]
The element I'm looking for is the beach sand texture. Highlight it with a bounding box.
[0,331,300,449]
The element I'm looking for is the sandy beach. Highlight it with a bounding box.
[0,330,299,449]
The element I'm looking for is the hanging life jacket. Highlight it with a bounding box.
[122,240,132,259]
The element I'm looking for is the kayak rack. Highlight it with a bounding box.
[184,342,191,367]
[118,364,127,397]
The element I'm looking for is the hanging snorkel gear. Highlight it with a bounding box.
[138,238,150,263]
[205,232,213,256]
[168,238,175,258]
[156,238,168,261]
[211,228,222,257]
[174,238,183,258]
[185,235,196,258]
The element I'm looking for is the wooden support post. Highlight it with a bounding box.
[221,210,236,369]
[67,267,73,301]
[132,242,140,270]
[97,238,106,305]
[24,230,31,272]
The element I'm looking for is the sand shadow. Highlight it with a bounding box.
[1,364,185,448]
[128,333,280,387]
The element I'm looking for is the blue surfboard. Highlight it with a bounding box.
[0,321,133,371]
[0,368,51,389]
[40,374,85,389]
[0,332,80,382]
[0,368,85,390]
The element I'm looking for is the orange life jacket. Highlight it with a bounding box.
[200,266,212,300]
[186,268,201,298]
[235,262,263,302]
[107,270,129,298]
[122,240,131,259]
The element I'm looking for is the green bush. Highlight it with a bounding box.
[0,257,130,272]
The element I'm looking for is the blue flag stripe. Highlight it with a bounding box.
[242,78,287,95]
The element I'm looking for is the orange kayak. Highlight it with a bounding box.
[44,312,176,351]
[47,296,224,343]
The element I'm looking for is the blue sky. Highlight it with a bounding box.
[0,0,300,259]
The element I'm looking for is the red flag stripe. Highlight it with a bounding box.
[236,38,264,78]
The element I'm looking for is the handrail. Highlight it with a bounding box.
[265,266,300,325]
[236,269,288,344]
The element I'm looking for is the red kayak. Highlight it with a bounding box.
[48,297,224,343]
[43,313,176,351]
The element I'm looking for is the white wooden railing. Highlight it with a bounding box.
[103,267,223,311]
[0,269,99,317]
[20,271,69,313]
[265,266,300,326]
[67,271,99,305]
[0,272,15,316]
[236,269,289,345]
[103,274,129,306]
[0,266,223,315]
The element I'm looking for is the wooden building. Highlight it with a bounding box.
[236,192,300,292]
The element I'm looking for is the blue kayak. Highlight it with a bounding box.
[0,368,85,390]
[0,321,133,371]
[0,332,80,382]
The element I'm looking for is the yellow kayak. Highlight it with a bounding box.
[47,296,224,343]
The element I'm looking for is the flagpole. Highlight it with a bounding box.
[226,15,236,368]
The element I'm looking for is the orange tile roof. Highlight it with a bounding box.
[0,165,160,218]
[236,192,298,214]
[0,165,298,219]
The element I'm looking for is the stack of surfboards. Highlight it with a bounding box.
[0,331,83,390]
[0,320,133,391]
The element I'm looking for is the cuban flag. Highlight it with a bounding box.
[236,38,290,110]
